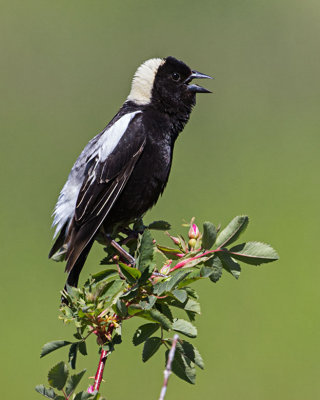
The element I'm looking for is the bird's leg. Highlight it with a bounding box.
[105,235,136,266]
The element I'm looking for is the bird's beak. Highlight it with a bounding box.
[185,70,213,93]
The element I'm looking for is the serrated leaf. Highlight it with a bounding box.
[148,220,171,230]
[218,252,241,279]
[137,230,154,272]
[200,265,215,278]
[85,269,117,286]
[215,215,249,248]
[74,391,95,400]
[204,256,223,283]
[99,279,124,300]
[175,340,204,369]
[138,264,154,284]
[137,309,172,329]
[229,242,279,265]
[149,309,172,330]
[40,340,72,358]
[65,369,86,396]
[35,385,56,399]
[133,323,160,346]
[172,289,188,303]
[115,299,128,317]
[47,361,68,390]
[78,341,87,356]
[201,256,223,283]
[156,303,174,321]
[166,350,196,384]
[172,319,197,338]
[202,222,217,249]
[184,287,199,299]
[139,295,157,310]
[142,337,162,362]
[118,262,141,283]
[68,343,78,370]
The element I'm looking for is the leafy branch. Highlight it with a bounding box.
[37,215,278,398]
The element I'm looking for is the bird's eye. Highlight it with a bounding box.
[171,72,180,81]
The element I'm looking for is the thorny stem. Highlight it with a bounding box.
[158,334,179,400]
[169,248,221,272]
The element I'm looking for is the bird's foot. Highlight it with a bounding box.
[109,238,136,266]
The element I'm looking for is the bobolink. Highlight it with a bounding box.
[49,56,212,288]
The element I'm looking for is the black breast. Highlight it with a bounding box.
[103,108,176,232]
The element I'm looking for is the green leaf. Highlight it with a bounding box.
[215,215,249,248]
[202,222,217,249]
[229,242,279,265]
[138,265,154,284]
[139,295,157,310]
[68,343,78,369]
[157,245,182,260]
[65,369,86,396]
[156,303,173,321]
[175,340,204,369]
[74,391,95,400]
[204,256,223,283]
[35,385,56,399]
[142,337,162,362]
[118,262,141,283]
[172,319,197,338]
[153,270,190,295]
[166,350,196,384]
[137,230,154,272]
[137,309,172,330]
[149,309,172,330]
[148,220,171,230]
[47,361,68,390]
[40,340,72,358]
[85,269,117,285]
[115,299,128,317]
[200,256,223,282]
[78,341,87,356]
[218,252,241,279]
[172,289,188,303]
[133,323,160,346]
[99,279,124,300]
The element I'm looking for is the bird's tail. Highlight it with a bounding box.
[65,239,94,287]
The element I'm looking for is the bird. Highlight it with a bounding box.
[49,56,212,289]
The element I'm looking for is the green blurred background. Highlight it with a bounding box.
[1,0,319,398]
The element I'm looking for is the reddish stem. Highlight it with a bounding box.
[169,248,221,272]
[92,323,115,392]
[92,349,108,392]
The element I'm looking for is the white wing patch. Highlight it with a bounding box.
[52,111,141,237]
[127,58,164,105]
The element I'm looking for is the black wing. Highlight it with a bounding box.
[64,113,146,274]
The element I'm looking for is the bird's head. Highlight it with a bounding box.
[127,56,212,113]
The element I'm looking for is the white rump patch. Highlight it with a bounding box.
[52,111,141,237]
[127,58,164,105]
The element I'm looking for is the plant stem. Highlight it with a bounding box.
[93,349,108,392]
[169,248,221,272]
[92,323,115,392]
[158,334,179,400]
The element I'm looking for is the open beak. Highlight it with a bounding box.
[186,70,213,93]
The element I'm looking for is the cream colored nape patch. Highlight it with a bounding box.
[127,58,164,105]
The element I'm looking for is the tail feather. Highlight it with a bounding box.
[65,239,94,287]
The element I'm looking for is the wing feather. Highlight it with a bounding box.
[64,132,146,273]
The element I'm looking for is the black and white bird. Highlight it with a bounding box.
[49,56,212,288]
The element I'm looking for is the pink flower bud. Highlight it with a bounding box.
[188,223,200,239]
[160,260,172,275]
[169,235,181,246]
[87,385,95,394]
